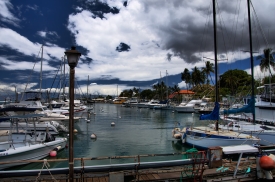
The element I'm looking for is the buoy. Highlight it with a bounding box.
[91,133,97,139]
[87,120,90,123]
[173,133,182,139]
[50,150,57,157]
[111,122,115,126]
[259,155,275,171]
[73,129,78,133]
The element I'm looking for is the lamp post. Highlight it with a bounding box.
[64,46,81,182]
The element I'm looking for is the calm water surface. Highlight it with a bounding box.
[7,103,208,170]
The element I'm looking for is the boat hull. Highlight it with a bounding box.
[185,135,259,149]
[0,138,67,170]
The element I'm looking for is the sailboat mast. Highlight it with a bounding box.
[212,0,219,131]
[63,56,66,100]
[213,0,218,103]
[247,0,255,122]
[87,75,89,99]
[39,45,43,98]
[166,70,168,100]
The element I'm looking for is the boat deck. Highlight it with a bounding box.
[193,126,257,138]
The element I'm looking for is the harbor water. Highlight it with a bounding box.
[5,103,208,171]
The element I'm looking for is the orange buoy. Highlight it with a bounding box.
[259,155,275,171]
[50,150,57,157]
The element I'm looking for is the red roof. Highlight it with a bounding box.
[168,90,195,99]
[178,90,195,94]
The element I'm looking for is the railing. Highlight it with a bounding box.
[0,150,207,181]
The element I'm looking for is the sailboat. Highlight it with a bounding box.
[220,1,275,146]
[173,0,260,149]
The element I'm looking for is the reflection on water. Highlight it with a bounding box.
[6,103,201,170]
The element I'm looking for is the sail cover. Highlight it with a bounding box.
[223,97,255,115]
[200,102,220,120]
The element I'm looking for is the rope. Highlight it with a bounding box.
[35,159,57,182]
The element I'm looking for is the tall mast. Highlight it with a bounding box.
[213,0,219,131]
[213,0,218,103]
[87,75,89,99]
[247,0,255,123]
[60,56,63,101]
[39,45,43,98]
[63,56,66,100]
[166,70,168,100]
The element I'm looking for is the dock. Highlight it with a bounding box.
[1,145,275,182]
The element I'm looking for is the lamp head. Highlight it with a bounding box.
[64,46,81,68]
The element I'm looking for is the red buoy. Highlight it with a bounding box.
[259,155,275,171]
[50,150,57,157]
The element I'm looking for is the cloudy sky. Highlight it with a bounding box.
[0,0,274,100]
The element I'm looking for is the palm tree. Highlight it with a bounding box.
[202,61,214,85]
[258,48,275,76]
[192,66,205,88]
[181,68,191,90]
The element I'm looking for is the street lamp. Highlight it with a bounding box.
[64,46,81,182]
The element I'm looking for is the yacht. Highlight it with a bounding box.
[144,99,160,109]
[174,99,202,113]
[112,97,128,104]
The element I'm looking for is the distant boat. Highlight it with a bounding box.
[174,99,203,113]
[144,99,160,109]
[112,97,128,104]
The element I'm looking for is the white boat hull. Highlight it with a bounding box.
[0,137,67,170]
[185,135,258,149]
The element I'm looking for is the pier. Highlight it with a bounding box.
[1,146,275,182]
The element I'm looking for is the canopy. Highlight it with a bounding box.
[223,97,255,115]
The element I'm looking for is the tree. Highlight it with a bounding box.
[258,48,275,76]
[219,69,253,97]
[202,61,214,85]
[191,66,205,88]
[181,68,191,90]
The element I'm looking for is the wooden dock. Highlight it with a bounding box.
[2,147,275,182]
[1,158,273,182]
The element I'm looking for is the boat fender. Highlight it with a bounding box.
[53,146,62,151]
[50,150,57,157]
[259,155,275,171]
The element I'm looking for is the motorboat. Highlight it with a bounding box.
[0,114,67,170]
[174,99,202,113]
